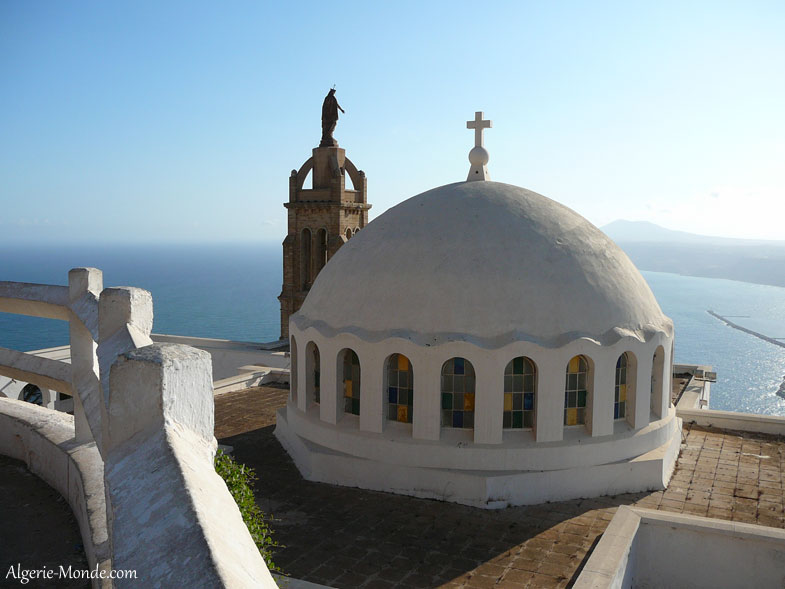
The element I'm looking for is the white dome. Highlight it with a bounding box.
[294,181,672,348]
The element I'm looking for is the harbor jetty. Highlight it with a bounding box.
[707,310,785,349]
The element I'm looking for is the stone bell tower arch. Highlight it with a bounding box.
[278,143,370,340]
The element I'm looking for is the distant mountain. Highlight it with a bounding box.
[601,220,785,247]
[601,220,785,288]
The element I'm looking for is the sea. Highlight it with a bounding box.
[2,244,785,416]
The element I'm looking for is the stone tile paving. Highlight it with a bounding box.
[216,387,785,588]
[214,383,288,439]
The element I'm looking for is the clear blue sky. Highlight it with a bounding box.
[1,0,783,244]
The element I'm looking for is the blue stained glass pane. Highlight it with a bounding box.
[453,412,463,428]
[389,389,397,403]
[523,393,534,410]
[454,358,465,375]
[614,404,620,419]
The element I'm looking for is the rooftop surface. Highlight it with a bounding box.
[216,385,785,589]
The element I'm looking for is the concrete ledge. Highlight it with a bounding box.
[280,402,681,473]
[151,334,290,381]
[677,407,785,436]
[575,506,785,588]
[214,367,289,395]
[275,408,682,509]
[0,398,111,587]
[574,505,639,588]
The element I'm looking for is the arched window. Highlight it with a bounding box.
[345,228,352,240]
[290,336,298,403]
[315,228,327,274]
[21,383,42,406]
[340,349,361,416]
[651,346,665,417]
[441,357,475,429]
[565,355,589,426]
[300,228,312,288]
[614,353,628,420]
[306,342,320,404]
[386,354,413,423]
[504,357,536,429]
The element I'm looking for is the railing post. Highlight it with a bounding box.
[104,344,275,586]
[97,287,154,453]
[68,268,103,445]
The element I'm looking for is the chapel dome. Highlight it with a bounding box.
[294,180,672,348]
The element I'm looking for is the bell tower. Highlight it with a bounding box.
[278,144,370,340]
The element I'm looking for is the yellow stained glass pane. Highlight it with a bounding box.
[504,393,513,411]
[619,384,627,402]
[569,356,580,373]
[397,405,408,422]
[567,407,578,426]
[344,380,352,398]
[398,355,409,371]
[464,393,475,411]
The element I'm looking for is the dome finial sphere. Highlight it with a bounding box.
[469,145,489,166]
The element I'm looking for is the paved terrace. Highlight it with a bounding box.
[0,455,89,589]
[216,385,785,589]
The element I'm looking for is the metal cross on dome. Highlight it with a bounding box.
[467,111,492,148]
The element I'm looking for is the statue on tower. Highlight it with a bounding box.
[320,88,345,147]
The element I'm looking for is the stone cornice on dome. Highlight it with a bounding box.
[294,181,673,349]
[290,316,671,350]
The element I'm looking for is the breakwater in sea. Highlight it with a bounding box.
[708,310,785,401]
[707,310,785,350]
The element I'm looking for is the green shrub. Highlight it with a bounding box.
[215,449,281,573]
